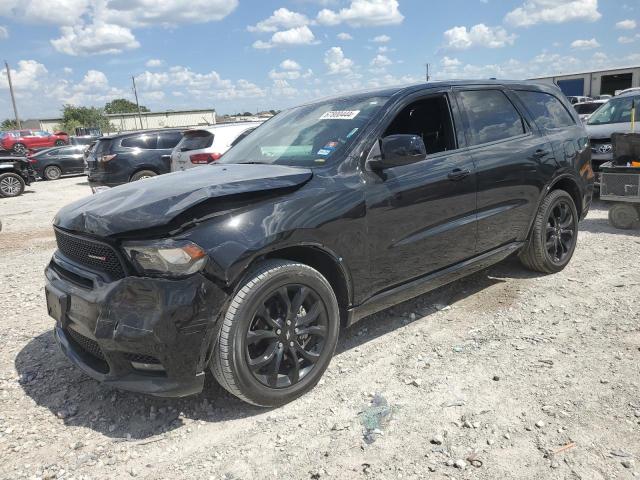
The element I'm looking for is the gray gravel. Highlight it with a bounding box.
[1,177,639,479]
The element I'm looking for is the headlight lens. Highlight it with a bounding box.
[123,240,208,277]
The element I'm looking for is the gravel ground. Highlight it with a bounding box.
[1,176,639,480]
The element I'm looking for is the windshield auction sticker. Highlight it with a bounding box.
[319,110,360,120]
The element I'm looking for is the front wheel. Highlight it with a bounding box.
[211,260,340,407]
[519,190,579,274]
[608,203,640,230]
[0,173,26,197]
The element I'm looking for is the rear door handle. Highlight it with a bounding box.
[448,168,471,181]
[532,149,549,159]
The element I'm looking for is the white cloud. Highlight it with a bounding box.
[145,58,164,67]
[280,59,301,71]
[570,38,600,49]
[252,25,317,49]
[0,0,89,26]
[324,47,354,74]
[618,34,639,44]
[51,22,140,56]
[441,56,461,67]
[370,54,392,67]
[371,34,390,43]
[248,8,309,33]
[443,24,516,49]
[616,19,637,30]
[0,60,48,90]
[505,0,601,27]
[63,67,73,74]
[0,25,8,39]
[337,32,353,40]
[317,0,404,27]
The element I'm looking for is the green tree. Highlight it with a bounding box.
[1,119,18,130]
[56,105,113,134]
[104,98,150,114]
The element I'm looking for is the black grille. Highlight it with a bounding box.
[55,228,125,279]
[66,328,105,361]
[123,352,161,364]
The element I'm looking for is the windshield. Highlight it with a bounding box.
[575,103,603,115]
[587,96,637,125]
[219,95,389,167]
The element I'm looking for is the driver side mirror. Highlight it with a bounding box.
[367,134,427,170]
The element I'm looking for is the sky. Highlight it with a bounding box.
[0,0,638,119]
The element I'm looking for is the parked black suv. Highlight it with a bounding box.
[86,129,183,188]
[45,81,593,406]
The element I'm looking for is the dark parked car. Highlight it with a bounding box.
[0,155,36,197]
[45,81,593,406]
[28,145,87,180]
[85,129,183,188]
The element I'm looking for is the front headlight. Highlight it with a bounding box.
[123,240,208,277]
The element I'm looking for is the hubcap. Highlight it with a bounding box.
[245,284,328,389]
[0,176,21,195]
[47,167,61,179]
[546,200,575,264]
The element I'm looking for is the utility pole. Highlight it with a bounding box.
[425,63,431,82]
[4,61,21,129]
[131,75,144,130]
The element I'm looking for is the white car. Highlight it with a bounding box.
[170,122,262,172]
[573,99,608,123]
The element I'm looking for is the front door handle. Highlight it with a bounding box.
[448,168,471,181]
[532,149,550,159]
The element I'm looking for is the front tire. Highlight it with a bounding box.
[43,165,62,180]
[0,173,26,197]
[519,190,579,274]
[211,260,340,407]
[130,170,157,182]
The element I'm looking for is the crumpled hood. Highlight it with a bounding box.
[54,164,312,237]
[586,123,632,140]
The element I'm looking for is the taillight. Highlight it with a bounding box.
[99,154,117,163]
[190,153,221,164]
[29,158,37,164]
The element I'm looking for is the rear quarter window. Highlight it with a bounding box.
[177,131,214,151]
[157,131,183,149]
[516,90,576,131]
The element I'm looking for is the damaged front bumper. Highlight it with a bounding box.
[45,252,228,397]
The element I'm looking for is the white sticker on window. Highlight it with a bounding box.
[319,110,360,120]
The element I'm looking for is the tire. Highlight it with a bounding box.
[54,140,65,146]
[12,143,26,155]
[130,170,157,182]
[608,203,640,230]
[43,165,62,180]
[0,173,26,197]
[519,190,579,274]
[211,260,340,407]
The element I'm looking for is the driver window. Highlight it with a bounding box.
[384,95,456,154]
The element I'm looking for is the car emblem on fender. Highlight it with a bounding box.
[598,144,613,154]
[87,254,107,261]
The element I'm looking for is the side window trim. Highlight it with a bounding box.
[452,87,531,149]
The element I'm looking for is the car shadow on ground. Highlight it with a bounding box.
[14,256,541,440]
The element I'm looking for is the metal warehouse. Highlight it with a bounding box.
[39,108,217,133]
[530,65,640,97]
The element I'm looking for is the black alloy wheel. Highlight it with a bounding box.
[246,284,328,388]
[545,199,575,264]
[12,143,27,155]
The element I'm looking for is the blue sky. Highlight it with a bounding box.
[0,0,638,119]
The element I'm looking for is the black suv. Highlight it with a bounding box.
[86,129,183,188]
[45,81,593,406]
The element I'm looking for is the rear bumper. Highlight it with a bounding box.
[45,253,229,397]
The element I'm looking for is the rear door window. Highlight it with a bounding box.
[457,90,526,146]
[516,90,576,131]
[157,131,183,149]
[121,134,158,149]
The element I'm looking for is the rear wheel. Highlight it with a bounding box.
[0,173,25,197]
[608,203,640,230]
[211,260,340,407]
[54,140,65,146]
[130,170,157,182]
[520,190,579,274]
[44,165,62,180]
[12,143,26,155]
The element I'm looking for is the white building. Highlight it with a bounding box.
[530,65,640,98]
[39,108,217,134]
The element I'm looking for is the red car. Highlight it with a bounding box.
[1,130,69,154]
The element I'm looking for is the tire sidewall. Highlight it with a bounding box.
[539,191,579,271]
[226,265,339,406]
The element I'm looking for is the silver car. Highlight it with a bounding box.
[170,122,262,172]
[585,91,639,182]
